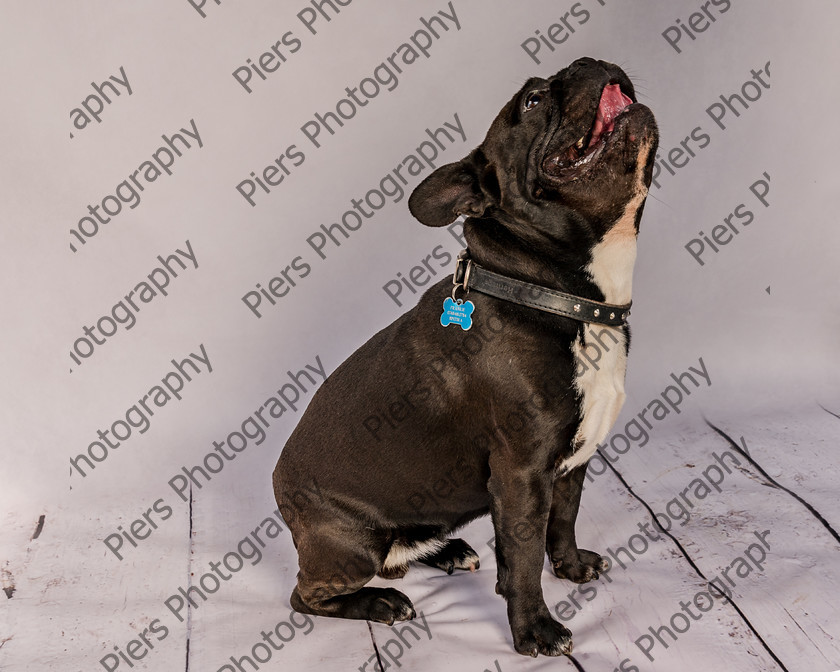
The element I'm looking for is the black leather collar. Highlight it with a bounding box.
[452,250,631,327]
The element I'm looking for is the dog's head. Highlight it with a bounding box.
[409,58,658,292]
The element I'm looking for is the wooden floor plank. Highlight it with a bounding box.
[595,416,840,670]
[3,413,837,671]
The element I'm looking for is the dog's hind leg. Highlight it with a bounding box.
[289,527,415,625]
[418,538,480,574]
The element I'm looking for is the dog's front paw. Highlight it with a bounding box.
[512,614,573,657]
[551,548,609,583]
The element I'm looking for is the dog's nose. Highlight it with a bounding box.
[568,57,598,74]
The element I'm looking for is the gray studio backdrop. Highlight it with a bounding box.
[1,1,838,670]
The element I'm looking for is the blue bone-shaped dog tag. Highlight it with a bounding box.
[440,297,474,330]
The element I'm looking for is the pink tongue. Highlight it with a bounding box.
[588,84,633,147]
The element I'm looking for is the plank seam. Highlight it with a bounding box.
[567,652,588,671]
[597,447,791,672]
[185,483,194,672]
[819,405,840,422]
[706,419,840,546]
[366,621,385,672]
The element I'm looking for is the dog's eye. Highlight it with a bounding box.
[523,92,543,111]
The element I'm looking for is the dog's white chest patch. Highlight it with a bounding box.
[559,328,627,474]
[556,139,653,475]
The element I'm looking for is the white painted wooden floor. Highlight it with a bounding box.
[2,405,839,672]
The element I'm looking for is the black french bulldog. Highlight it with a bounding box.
[273,57,658,656]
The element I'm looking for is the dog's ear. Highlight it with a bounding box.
[408,151,492,227]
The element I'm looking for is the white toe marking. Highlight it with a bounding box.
[383,538,446,570]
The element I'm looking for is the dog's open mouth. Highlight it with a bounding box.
[542,84,634,179]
